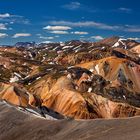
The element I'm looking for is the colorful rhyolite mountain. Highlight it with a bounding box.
[0,36,140,120]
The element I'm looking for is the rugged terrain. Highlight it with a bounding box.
[0,36,140,139]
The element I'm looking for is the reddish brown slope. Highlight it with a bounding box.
[77,56,140,92]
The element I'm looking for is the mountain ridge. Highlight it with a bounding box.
[0,36,140,119]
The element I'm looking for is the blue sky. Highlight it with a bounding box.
[0,0,140,45]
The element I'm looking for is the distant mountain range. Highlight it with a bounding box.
[1,36,138,48]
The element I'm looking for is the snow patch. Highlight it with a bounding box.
[48,62,54,64]
[112,42,119,48]
[3,64,7,68]
[112,38,127,49]
[10,59,15,63]
[95,64,99,74]
[28,52,33,60]
[73,45,82,50]
[36,77,41,80]
[10,76,19,83]
[41,56,46,62]
[60,42,65,46]
[88,87,92,93]
[62,45,74,49]
[89,68,94,72]
[67,66,74,69]
[123,95,126,100]
[67,74,72,79]
[14,72,22,78]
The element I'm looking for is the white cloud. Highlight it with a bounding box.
[62,2,97,13]
[118,7,132,13]
[71,31,88,35]
[10,21,14,24]
[124,25,140,32]
[37,34,59,40]
[91,36,104,40]
[43,25,71,30]
[127,37,140,41]
[80,36,85,38]
[55,35,60,38]
[39,36,54,40]
[124,28,140,32]
[36,33,41,36]
[42,41,52,44]
[62,2,81,10]
[0,23,7,30]
[49,21,120,30]
[49,20,140,32]
[50,31,69,34]
[0,13,10,18]
[0,13,30,24]
[12,33,31,38]
[0,33,8,38]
